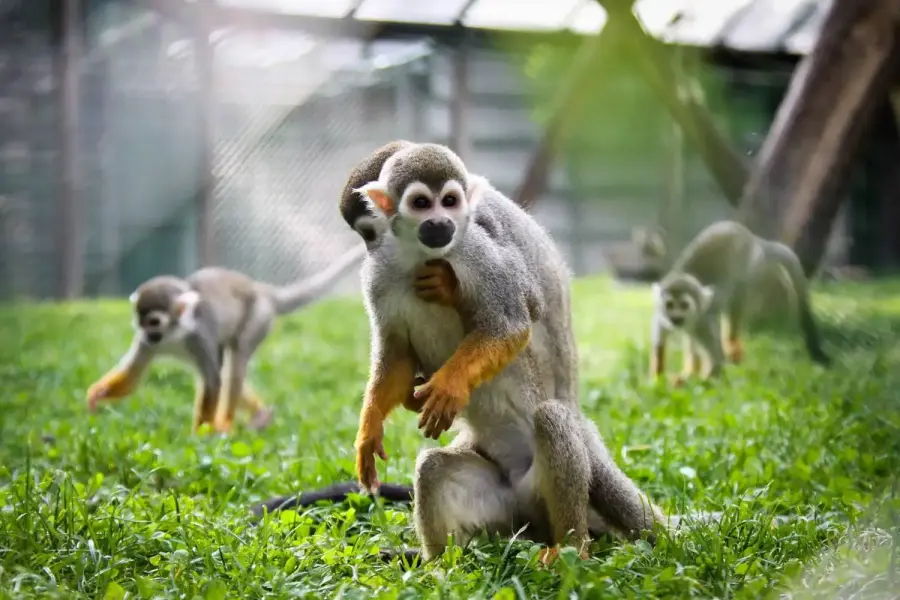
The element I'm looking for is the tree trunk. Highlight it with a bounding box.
[739,0,900,275]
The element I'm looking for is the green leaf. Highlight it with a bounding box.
[102,581,127,600]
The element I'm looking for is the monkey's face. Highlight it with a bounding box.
[130,279,199,346]
[652,276,713,330]
[393,179,469,257]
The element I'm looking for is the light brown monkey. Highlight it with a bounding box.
[86,251,365,433]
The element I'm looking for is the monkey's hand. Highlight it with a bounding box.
[414,373,470,439]
[402,375,428,413]
[355,419,388,493]
[538,546,590,567]
[413,260,459,307]
[86,369,134,411]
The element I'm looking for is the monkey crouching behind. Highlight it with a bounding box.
[649,220,831,385]
[86,248,367,434]
[349,142,664,563]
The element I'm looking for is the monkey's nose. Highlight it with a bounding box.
[418,218,456,249]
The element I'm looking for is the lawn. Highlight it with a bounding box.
[1,276,899,599]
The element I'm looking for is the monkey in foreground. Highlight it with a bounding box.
[86,248,366,434]
[350,142,663,563]
[650,220,831,384]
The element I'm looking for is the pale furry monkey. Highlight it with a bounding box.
[86,248,366,433]
[351,142,663,562]
[650,220,831,384]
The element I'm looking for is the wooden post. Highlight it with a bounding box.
[55,0,84,298]
[874,95,900,270]
[194,24,215,267]
[449,42,470,162]
[739,0,900,274]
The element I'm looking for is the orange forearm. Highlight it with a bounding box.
[433,328,531,400]
[356,353,417,443]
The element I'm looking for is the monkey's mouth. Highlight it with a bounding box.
[418,220,456,249]
[145,331,163,344]
[669,316,685,327]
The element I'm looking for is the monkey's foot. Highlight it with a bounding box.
[671,374,689,388]
[725,340,744,364]
[356,433,388,493]
[213,417,234,434]
[249,407,275,431]
[538,546,589,566]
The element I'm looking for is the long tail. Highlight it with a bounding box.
[766,241,831,366]
[271,243,367,315]
[250,482,413,518]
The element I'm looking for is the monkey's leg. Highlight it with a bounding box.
[215,313,272,433]
[722,292,746,364]
[582,419,664,543]
[240,383,275,431]
[413,440,517,560]
[694,318,726,380]
[649,319,668,381]
[532,400,591,564]
[186,334,223,433]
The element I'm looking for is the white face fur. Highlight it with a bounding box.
[651,281,714,330]
[129,289,200,346]
[355,175,487,261]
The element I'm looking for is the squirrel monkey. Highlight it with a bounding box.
[86,250,366,434]
[650,220,831,384]
[350,142,663,562]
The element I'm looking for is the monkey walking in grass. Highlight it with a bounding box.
[86,249,367,434]
[649,220,831,385]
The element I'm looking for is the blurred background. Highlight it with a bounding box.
[0,0,896,301]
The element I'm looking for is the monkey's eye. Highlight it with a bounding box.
[441,194,458,208]
[664,300,675,311]
[411,196,431,210]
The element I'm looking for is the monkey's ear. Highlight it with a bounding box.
[466,175,490,209]
[173,290,201,319]
[354,182,395,216]
[699,285,715,310]
[128,291,138,305]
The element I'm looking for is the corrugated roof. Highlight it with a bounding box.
[211,0,831,54]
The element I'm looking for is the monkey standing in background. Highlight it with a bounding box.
[649,220,831,384]
[350,142,663,563]
[86,248,366,434]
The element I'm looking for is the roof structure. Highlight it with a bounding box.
[177,0,832,55]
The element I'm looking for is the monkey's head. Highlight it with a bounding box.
[129,276,200,345]
[353,143,487,259]
[651,273,713,330]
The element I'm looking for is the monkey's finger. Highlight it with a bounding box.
[375,440,388,461]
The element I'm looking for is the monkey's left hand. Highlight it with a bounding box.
[86,370,133,411]
[413,260,459,307]
[414,374,469,439]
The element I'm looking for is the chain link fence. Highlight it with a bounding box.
[0,1,884,303]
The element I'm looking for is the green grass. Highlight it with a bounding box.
[1,276,899,599]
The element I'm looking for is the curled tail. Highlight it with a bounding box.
[766,241,831,366]
[271,243,367,315]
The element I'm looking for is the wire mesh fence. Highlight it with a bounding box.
[0,1,882,303]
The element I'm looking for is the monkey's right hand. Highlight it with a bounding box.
[355,425,388,493]
[86,370,134,411]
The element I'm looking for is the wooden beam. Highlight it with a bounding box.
[597,1,750,206]
[739,0,900,274]
[194,21,216,267]
[55,0,84,299]
[514,27,608,210]
[449,42,470,162]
